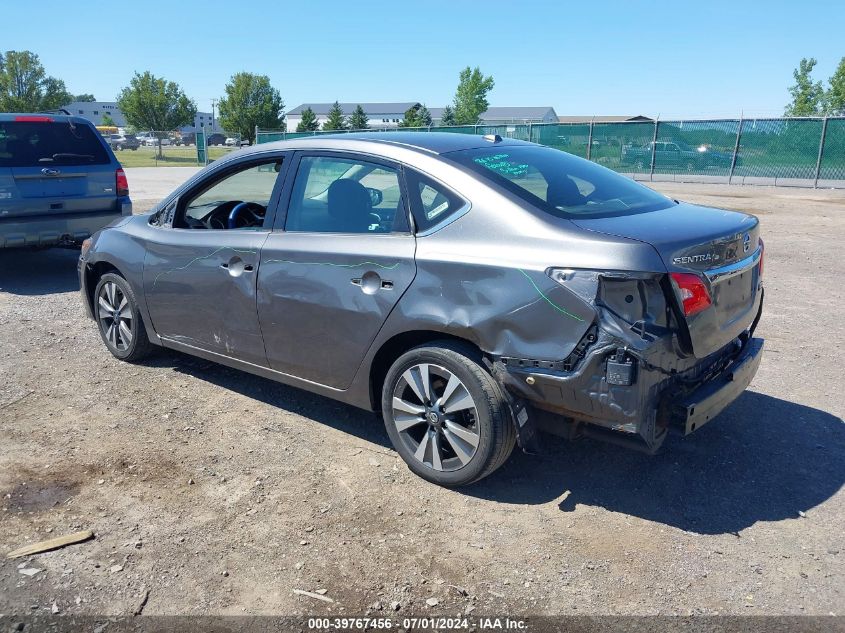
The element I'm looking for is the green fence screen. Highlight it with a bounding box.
[734,118,823,180]
[820,118,845,181]
[256,117,845,186]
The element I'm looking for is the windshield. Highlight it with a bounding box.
[449,145,675,219]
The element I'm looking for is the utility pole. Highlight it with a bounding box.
[211,99,218,133]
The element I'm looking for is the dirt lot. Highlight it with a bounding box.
[0,177,843,619]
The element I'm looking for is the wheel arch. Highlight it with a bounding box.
[368,330,485,412]
[83,259,123,316]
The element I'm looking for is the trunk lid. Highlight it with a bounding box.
[572,203,763,357]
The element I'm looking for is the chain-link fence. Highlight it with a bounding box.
[103,130,245,167]
[257,117,845,188]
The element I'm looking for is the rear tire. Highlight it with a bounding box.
[381,341,516,487]
[93,273,154,362]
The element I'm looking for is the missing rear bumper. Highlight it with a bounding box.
[663,337,764,435]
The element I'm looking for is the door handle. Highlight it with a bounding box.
[351,274,393,293]
[219,257,253,276]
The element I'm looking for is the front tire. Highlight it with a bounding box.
[94,273,153,362]
[381,342,515,486]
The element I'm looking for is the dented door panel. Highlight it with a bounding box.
[143,230,270,365]
[257,232,416,388]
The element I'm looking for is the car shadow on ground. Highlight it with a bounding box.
[150,350,843,536]
[0,247,80,295]
[152,350,392,449]
[470,390,845,535]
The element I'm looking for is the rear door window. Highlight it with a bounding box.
[285,155,406,234]
[0,121,110,167]
[404,170,466,233]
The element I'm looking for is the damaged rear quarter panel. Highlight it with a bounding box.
[366,192,669,367]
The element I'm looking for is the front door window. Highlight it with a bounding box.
[175,160,283,230]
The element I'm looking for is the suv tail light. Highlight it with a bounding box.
[758,238,765,279]
[670,272,712,317]
[115,168,129,197]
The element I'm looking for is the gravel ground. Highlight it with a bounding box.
[0,176,843,618]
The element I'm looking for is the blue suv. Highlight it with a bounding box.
[0,113,131,248]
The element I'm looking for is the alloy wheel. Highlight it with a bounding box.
[97,281,133,351]
[391,363,480,472]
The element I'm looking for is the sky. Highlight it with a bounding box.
[5,0,844,119]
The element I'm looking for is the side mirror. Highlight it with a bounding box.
[366,187,383,207]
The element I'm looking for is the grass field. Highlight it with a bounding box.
[114,145,237,168]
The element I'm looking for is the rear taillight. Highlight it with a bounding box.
[758,238,764,279]
[14,115,53,122]
[115,168,129,197]
[670,272,712,317]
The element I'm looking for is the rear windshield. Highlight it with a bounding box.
[449,145,675,219]
[0,121,110,167]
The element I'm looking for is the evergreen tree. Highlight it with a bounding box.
[417,104,432,127]
[322,101,347,131]
[348,104,369,130]
[439,104,456,126]
[101,113,116,127]
[296,107,320,132]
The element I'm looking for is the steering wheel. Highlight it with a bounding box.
[227,201,266,229]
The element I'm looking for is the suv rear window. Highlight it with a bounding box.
[448,145,674,219]
[0,121,110,167]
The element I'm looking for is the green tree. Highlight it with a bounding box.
[218,72,285,144]
[348,104,369,130]
[101,113,116,127]
[296,107,320,132]
[452,66,495,125]
[439,104,456,126]
[74,93,96,102]
[825,57,845,116]
[417,104,432,127]
[399,104,421,128]
[322,101,347,131]
[0,50,72,112]
[784,58,824,116]
[116,71,196,157]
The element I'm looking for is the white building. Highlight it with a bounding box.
[62,101,219,133]
[285,102,420,131]
[429,106,558,126]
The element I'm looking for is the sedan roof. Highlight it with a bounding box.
[242,132,530,157]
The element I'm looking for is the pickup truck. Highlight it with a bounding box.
[621,141,735,171]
